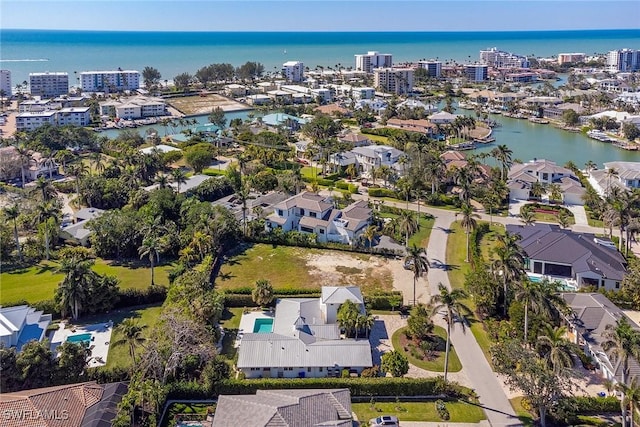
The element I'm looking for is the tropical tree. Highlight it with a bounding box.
[138,236,164,286]
[398,209,419,244]
[56,249,95,320]
[530,181,546,201]
[520,210,536,226]
[515,278,560,343]
[252,279,274,307]
[362,225,379,253]
[111,318,147,366]
[3,205,22,261]
[404,244,429,306]
[536,325,575,374]
[459,203,479,263]
[493,232,526,317]
[34,201,60,260]
[491,144,513,181]
[337,300,360,338]
[618,377,640,427]
[381,350,409,377]
[430,283,471,382]
[34,176,56,202]
[170,168,187,193]
[557,211,571,228]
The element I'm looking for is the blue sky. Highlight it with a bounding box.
[2,0,639,32]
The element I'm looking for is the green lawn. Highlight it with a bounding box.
[365,134,390,144]
[408,216,436,248]
[217,243,392,294]
[0,259,173,305]
[352,401,486,423]
[510,397,535,426]
[219,307,244,362]
[391,326,462,373]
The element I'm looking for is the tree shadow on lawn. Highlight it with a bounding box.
[4,262,58,275]
[429,258,459,272]
[74,303,155,327]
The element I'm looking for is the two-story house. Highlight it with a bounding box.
[507,159,585,205]
[588,161,640,196]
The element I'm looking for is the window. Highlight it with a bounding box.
[310,212,317,218]
[319,229,325,234]
[278,210,283,216]
[319,367,323,372]
[307,367,311,372]
[615,282,620,289]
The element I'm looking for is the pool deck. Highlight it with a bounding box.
[235,310,274,348]
[50,321,113,368]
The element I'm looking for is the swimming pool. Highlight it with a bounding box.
[253,318,274,333]
[67,333,92,345]
[526,273,577,291]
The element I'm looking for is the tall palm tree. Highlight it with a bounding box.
[536,324,575,374]
[404,244,429,306]
[493,232,526,317]
[430,283,471,382]
[111,318,147,366]
[34,176,55,202]
[491,144,513,181]
[530,181,546,201]
[399,209,419,245]
[138,236,164,286]
[90,152,104,175]
[618,377,640,427]
[602,317,640,427]
[516,278,559,343]
[154,173,169,189]
[605,167,619,195]
[15,145,32,188]
[56,252,94,320]
[170,168,187,193]
[33,201,60,260]
[362,225,379,253]
[69,162,89,207]
[520,210,536,226]
[3,205,22,262]
[459,203,479,263]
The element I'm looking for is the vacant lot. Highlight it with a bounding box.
[217,243,400,294]
[167,94,249,115]
[0,259,173,305]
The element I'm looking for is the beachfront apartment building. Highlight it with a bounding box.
[16,107,90,132]
[465,64,488,82]
[418,60,442,78]
[0,70,11,96]
[373,67,414,95]
[80,70,141,93]
[29,72,69,98]
[282,61,304,83]
[558,53,585,65]
[354,51,393,73]
[480,47,529,68]
[607,49,640,72]
[56,107,91,127]
[99,96,167,119]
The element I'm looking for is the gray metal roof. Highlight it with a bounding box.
[212,389,352,427]
[321,286,364,305]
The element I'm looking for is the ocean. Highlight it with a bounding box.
[1,29,639,87]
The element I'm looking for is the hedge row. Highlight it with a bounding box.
[166,377,471,400]
[561,396,620,414]
[223,291,403,310]
[367,188,397,198]
[335,180,359,193]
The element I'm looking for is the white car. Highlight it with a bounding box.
[369,415,400,426]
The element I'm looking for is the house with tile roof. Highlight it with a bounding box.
[506,224,627,291]
[0,381,127,427]
[561,293,640,384]
[0,305,52,351]
[212,388,353,427]
[266,192,372,245]
[507,159,585,205]
[588,161,640,196]
[236,287,371,379]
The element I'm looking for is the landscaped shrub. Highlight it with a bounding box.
[335,180,349,190]
[87,366,129,383]
[367,188,397,198]
[562,396,619,414]
[114,286,168,309]
[365,292,404,310]
[435,399,450,420]
[32,299,61,320]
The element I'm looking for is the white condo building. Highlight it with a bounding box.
[418,60,442,78]
[607,49,640,72]
[0,70,11,97]
[354,51,393,73]
[479,47,529,68]
[29,72,69,98]
[282,61,304,83]
[373,67,414,95]
[558,53,585,65]
[16,107,91,132]
[80,70,141,93]
[465,64,488,82]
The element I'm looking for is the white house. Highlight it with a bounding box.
[60,207,105,246]
[507,159,585,205]
[588,161,640,196]
[266,192,372,245]
[428,111,459,124]
[349,145,406,176]
[0,305,52,351]
[236,286,372,379]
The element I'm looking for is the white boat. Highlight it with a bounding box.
[587,129,612,142]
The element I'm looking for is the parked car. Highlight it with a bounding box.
[369,415,400,426]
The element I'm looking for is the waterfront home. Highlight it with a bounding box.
[246,94,271,106]
[60,207,105,246]
[265,192,372,245]
[0,305,52,351]
[588,161,640,195]
[260,113,308,132]
[386,118,437,136]
[0,381,128,427]
[561,293,640,384]
[506,224,627,291]
[397,98,439,113]
[315,103,351,117]
[139,144,182,155]
[213,388,352,427]
[98,95,167,119]
[523,96,563,107]
[329,144,407,178]
[428,111,459,124]
[236,286,372,379]
[543,103,586,120]
[224,83,249,97]
[354,98,387,113]
[507,159,585,205]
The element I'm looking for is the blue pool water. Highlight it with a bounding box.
[253,318,274,334]
[67,333,92,345]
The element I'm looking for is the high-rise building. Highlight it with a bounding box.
[80,70,141,93]
[465,64,488,82]
[29,72,69,98]
[354,51,393,73]
[607,49,640,72]
[373,68,414,95]
[417,60,442,78]
[480,47,528,68]
[557,53,585,65]
[0,70,11,97]
[282,61,304,83]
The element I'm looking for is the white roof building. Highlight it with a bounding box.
[0,305,52,351]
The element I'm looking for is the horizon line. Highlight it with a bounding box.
[2,28,639,33]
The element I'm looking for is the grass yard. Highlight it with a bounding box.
[352,401,486,423]
[365,134,390,144]
[0,259,173,305]
[510,397,535,426]
[217,243,393,294]
[219,307,244,362]
[391,326,462,372]
[408,216,435,248]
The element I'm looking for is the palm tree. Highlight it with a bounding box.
[491,144,513,181]
[547,183,562,204]
[56,251,94,320]
[557,211,571,228]
[69,162,89,207]
[3,205,22,262]
[237,183,251,236]
[605,167,619,195]
[516,278,559,343]
[15,145,32,188]
[154,173,169,189]
[362,225,379,253]
[399,209,419,245]
[170,168,187,193]
[33,201,60,260]
[430,283,471,382]
[404,244,429,306]
[618,377,640,427]
[530,181,546,201]
[138,236,164,286]
[493,232,526,317]
[89,152,104,175]
[252,279,274,307]
[459,203,479,263]
[536,324,575,374]
[520,210,536,226]
[34,176,55,202]
[602,317,640,427]
[111,318,147,366]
